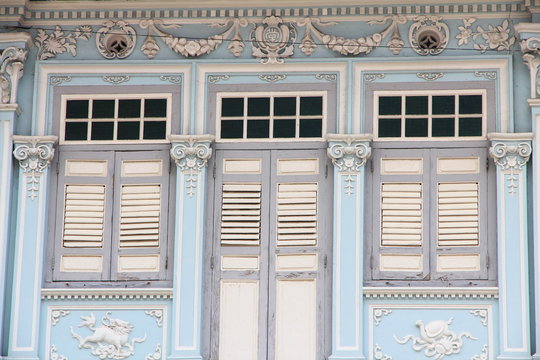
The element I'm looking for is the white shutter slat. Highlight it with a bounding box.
[63,184,105,249]
[277,183,318,247]
[220,183,262,246]
[381,182,422,247]
[437,182,479,247]
[119,184,161,248]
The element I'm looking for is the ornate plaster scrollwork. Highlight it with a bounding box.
[474,71,497,80]
[259,74,286,82]
[13,136,57,201]
[50,344,68,360]
[34,25,92,60]
[471,344,488,360]
[144,310,163,327]
[326,134,372,196]
[70,312,146,360]
[315,73,337,82]
[51,309,70,326]
[208,74,230,83]
[394,318,477,360]
[409,16,449,55]
[103,75,130,84]
[364,73,385,82]
[469,309,488,326]
[96,20,136,59]
[251,16,296,64]
[0,47,27,104]
[298,15,406,56]
[373,308,392,325]
[416,72,444,81]
[374,344,392,360]
[145,344,162,360]
[489,141,532,194]
[159,75,181,84]
[456,18,515,53]
[139,18,248,59]
[170,135,215,197]
[50,75,72,86]
[522,53,540,98]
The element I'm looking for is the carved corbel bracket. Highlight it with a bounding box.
[12,135,58,200]
[516,24,540,98]
[169,134,215,196]
[0,46,27,104]
[488,132,533,195]
[326,133,372,196]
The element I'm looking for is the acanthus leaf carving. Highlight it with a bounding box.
[456,18,515,53]
[35,25,92,60]
[251,16,296,64]
[0,46,27,104]
[489,141,532,195]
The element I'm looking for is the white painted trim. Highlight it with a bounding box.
[363,287,499,299]
[41,288,173,300]
[0,32,32,47]
[487,132,534,141]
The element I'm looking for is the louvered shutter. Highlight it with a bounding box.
[111,150,170,281]
[53,151,114,281]
[220,183,262,245]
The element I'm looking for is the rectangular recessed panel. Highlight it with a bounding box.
[65,160,108,177]
[437,157,480,174]
[121,160,163,177]
[221,183,261,246]
[381,182,422,246]
[277,158,319,175]
[60,255,103,272]
[380,254,423,271]
[221,256,259,270]
[437,254,481,272]
[438,182,479,246]
[276,254,318,271]
[277,183,317,246]
[118,255,160,272]
[119,184,161,248]
[381,158,423,175]
[223,159,262,174]
[62,184,105,248]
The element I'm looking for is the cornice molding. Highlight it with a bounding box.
[41,288,173,300]
[364,287,499,299]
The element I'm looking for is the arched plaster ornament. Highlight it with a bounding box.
[409,16,449,55]
[96,20,137,59]
[394,318,477,360]
[251,16,296,64]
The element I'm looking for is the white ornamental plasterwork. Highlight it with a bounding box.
[0,46,27,104]
[394,318,477,360]
[96,20,137,59]
[469,309,488,326]
[374,344,392,360]
[298,15,406,56]
[417,72,444,81]
[474,71,497,80]
[326,135,372,196]
[70,312,146,360]
[522,52,540,98]
[364,73,385,82]
[251,16,296,64]
[471,345,488,360]
[170,135,215,197]
[208,75,230,83]
[145,344,162,360]
[51,309,70,326]
[144,310,163,327]
[139,18,248,59]
[35,25,92,60]
[373,308,392,326]
[13,136,56,201]
[259,74,287,82]
[50,344,68,360]
[456,18,515,53]
[489,141,532,195]
[315,73,337,82]
[409,16,449,56]
[103,75,130,84]
[50,75,72,86]
[159,75,181,84]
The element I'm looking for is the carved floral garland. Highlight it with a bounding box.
[35,25,92,60]
[456,18,515,53]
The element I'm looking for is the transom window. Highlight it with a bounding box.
[61,95,171,143]
[217,92,325,141]
[375,91,485,140]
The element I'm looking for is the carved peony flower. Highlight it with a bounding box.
[343,39,359,54]
[183,40,202,56]
[141,37,160,59]
[456,25,473,45]
[482,24,509,49]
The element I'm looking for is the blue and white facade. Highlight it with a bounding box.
[1,1,540,359]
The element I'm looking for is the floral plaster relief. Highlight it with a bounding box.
[456,18,515,52]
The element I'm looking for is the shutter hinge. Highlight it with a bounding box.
[370,159,374,173]
[324,254,328,269]
[370,255,374,270]
[165,256,168,269]
[486,157,490,170]
[56,159,60,175]
[210,255,214,270]
[168,160,172,174]
[486,256,489,269]
[212,162,216,179]
[325,164,328,179]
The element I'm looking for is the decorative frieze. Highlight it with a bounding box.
[34,25,92,60]
[0,46,27,104]
[489,134,533,195]
[259,74,286,82]
[409,16,449,56]
[13,135,57,200]
[363,286,499,299]
[96,20,136,59]
[251,16,296,64]
[456,18,515,53]
[102,75,130,84]
[416,72,444,81]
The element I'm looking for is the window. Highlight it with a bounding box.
[217,92,325,140]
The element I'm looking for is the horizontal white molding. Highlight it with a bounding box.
[364,286,498,299]
[41,288,173,300]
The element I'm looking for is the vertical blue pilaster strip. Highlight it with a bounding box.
[7,136,56,360]
[489,135,532,360]
[531,107,540,360]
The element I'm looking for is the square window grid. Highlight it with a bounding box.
[219,94,325,140]
[376,94,484,139]
[63,96,169,143]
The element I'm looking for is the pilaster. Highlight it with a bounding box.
[488,133,533,360]
[168,134,214,360]
[6,135,56,360]
[326,133,372,360]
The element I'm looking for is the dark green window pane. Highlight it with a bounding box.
[300,97,323,115]
[117,121,140,140]
[221,120,243,138]
[405,118,428,137]
[64,122,88,140]
[247,120,270,138]
[378,118,401,137]
[221,98,244,117]
[432,96,455,115]
[143,121,166,139]
[92,100,115,119]
[274,97,296,116]
[66,100,89,119]
[459,95,482,114]
[299,119,322,137]
[248,98,270,116]
[91,122,114,140]
[459,117,482,136]
[273,119,296,138]
[144,99,167,117]
[406,96,428,115]
[118,99,141,118]
[432,118,455,137]
[379,97,401,115]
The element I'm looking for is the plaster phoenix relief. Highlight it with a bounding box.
[34,25,92,60]
[298,15,406,56]
[409,16,449,55]
[13,138,55,200]
[456,18,515,53]
[70,312,146,359]
[139,18,247,59]
[251,16,296,64]
[394,318,477,360]
[0,46,27,104]
[96,20,137,59]
[489,142,532,194]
